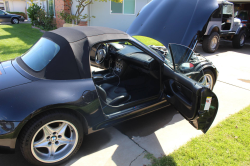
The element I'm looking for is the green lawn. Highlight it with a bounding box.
[0,24,43,61]
[0,24,163,62]
[146,105,250,166]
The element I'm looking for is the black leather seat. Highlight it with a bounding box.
[96,83,131,106]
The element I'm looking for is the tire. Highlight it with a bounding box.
[198,69,215,90]
[202,32,220,53]
[19,111,84,166]
[232,30,246,48]
[11,18,19,24]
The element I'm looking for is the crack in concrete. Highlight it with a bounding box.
[129,150,146,166]
[126,136,149,166]
[218,80,250,91]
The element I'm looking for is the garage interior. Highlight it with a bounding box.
[230,0,250,43]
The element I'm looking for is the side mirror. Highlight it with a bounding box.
[179,62,194,71]
[5,13,7,15]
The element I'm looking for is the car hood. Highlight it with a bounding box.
[127,0,219,48]
[0,61,31,91]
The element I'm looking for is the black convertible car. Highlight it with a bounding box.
[0,0,220,165]
[0,9,24,24]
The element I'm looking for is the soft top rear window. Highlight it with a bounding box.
[21,37,60,71]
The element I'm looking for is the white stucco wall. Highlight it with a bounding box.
[8,0,26,12]
[89,0,150,32]
[71,0,88,21]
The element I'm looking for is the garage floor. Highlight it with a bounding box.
[1,41,250,166]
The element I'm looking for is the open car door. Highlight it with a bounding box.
[162,44,219,133]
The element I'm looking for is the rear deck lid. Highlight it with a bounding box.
[0,61,31,91]
[127,0,219,48]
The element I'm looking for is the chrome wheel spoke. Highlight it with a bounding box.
[59,137,72,145]
[199,74,213,90]
[34,137,49,148]
[43,125,54,137]
[48,143,59,157]
[57,123,68,136]
[31,120,79,163]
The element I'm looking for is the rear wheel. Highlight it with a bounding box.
[232,30,246,48]
[19,111,83,166]
[202,32,220,53]
[11,18,19,24]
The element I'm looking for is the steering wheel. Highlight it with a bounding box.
[95,43,108,64]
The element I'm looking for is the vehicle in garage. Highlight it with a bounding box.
[235,10,250,37]
[0,9,24,24]
[0,0,219,165]
[202,0,248,53]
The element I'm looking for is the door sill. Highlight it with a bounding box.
[107,97,168,119]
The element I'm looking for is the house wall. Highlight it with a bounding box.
[71,0,88,20]
[8,0,26,12]
[89,0,150,32]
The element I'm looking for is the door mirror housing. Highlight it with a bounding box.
[179,62,194,71]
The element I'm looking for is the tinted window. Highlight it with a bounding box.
[0,10,5,15]
[21,38,60,71]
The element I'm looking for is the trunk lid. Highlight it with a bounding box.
[0,61,32,91]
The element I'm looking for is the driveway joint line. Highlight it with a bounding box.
[218,80,250,91]
[129,150,146,166]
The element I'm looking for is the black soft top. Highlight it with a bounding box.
[49,26,129,43]
[17,26,131,80]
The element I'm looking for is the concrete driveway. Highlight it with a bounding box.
[1,41,250,166]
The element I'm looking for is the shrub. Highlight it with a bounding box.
[35,9,56,31]
[27,3,41,24]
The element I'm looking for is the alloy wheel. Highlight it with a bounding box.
[31,120,78,163]
[13,18,18,24]
[210,36,218,50]
[199,74,213,90]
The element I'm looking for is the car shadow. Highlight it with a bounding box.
[64,106,181,166]
[196,40,250,56]
[0,107,181,166]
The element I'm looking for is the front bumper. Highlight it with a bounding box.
[0,121,20,154]
[19,18,25,22]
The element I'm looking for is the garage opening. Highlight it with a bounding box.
[233,1,250,43]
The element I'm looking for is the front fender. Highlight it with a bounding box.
[235,24,247,35]
[207,25,220,35]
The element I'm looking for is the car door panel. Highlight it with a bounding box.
[163,64,218,133]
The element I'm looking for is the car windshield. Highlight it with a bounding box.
[132,37,165,60]
[21,38,60,71]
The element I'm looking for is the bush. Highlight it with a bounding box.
[8,12,27,19]
[27,3,41,24]
[34,9,56,31]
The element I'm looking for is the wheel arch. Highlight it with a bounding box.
[235,26,247,35]
[201,66,218,84]
[11,17,19,21]
[16,107,89,145]
[208,25,220,35]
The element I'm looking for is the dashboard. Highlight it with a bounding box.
[109,43,156,69]
[90,42,158,77]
